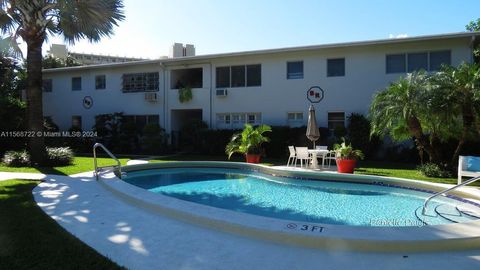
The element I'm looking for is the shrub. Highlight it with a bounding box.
[417,163,452,178]
[2,150,30,167]
[141,124,168,154]
[46,147,74,166]
[347,113,381,159]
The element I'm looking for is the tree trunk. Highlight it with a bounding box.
[26,38,47,165]
[451,101,475,167]
[407,116,440,164]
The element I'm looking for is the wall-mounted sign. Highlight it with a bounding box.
[307,86,324,103]
[83,96,93,109]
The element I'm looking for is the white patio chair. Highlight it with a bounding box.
[287,146,297,167]
[323,150,337,168]
[458,155,480,184]
[295,147,311,168]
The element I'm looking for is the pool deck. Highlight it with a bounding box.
[1,171,480,269]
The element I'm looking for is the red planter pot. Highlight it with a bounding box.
[245,154,261,163]
[336,159,357,173]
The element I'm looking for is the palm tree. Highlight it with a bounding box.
[225,124,272,159]
[431,63,480,167]
[0,0,124,164]
[370,71,442,163]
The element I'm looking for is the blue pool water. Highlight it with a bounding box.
[123,168,470,226]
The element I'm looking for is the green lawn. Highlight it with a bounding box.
[0,156,130,176]
[0,179,124,270]
[356,161,457,185]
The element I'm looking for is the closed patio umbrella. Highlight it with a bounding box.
[306,105,320,148]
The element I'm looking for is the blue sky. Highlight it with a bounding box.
[43,0,480,59]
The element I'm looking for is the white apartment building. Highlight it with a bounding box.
[42,32,479,137]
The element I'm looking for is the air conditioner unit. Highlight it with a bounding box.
[144,92,158,102]
[216,89,228,97]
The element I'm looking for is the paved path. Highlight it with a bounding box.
[0,171,469,270]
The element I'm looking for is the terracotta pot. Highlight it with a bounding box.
[245,154,261,163]
[336,159,357,173]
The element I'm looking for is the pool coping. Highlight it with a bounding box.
[99,161,480,253]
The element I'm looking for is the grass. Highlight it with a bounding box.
[356,161,457,185]
[0,156,130,176]
[0,179,124,270]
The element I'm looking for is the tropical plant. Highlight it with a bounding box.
[370,71,442,163]
[43,55,80,69]
[333,138,364,160]
[466,18,480,59]
[225,124,272,159]
[430,63,480,166]
[0,0,124,164]
[179,86,193,103]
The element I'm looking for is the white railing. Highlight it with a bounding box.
[422,175,480,215]
[93,143,121,180]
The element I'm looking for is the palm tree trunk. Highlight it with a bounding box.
[451,102,475,167]
[26,38,47,165]
[407,116,440,163]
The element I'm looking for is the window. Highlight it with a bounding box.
[147,115,160,125]
[231,65,245,87]
[246,64,261,86]
[429,50,451,71]
[72,77,82,91]
[123,114,160,132]
[215,64,262,88]
[216,67,230,88]
[43,79,52,92]
[170,68,203,89]
[328,112,345,131]
[95,75,106,90]
[407,52,428,72]
[216,113,261,129]
[72,116,82,129]
[287,112,303,127]
[387,50,452,73]
[287,61,303,79]
[122,72,159,92]
[327,58,345,77]
[386,54,406,74]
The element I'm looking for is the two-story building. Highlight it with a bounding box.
[42,32,479,138]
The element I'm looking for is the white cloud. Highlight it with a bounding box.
[388,33,409,39]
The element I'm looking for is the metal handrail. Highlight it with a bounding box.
[93,143,121,180]
[422,175,480,214]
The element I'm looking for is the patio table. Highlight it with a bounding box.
[307,149,329,169]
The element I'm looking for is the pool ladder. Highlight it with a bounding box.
[93,143,122,180]
[422,175,480,215]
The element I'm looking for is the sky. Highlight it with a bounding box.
[34,0,480,59]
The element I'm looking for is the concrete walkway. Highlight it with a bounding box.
[1,171,480,269]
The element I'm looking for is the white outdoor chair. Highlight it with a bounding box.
[295,147,311,168]
[458,155,480,184]
[323,150,337,168]
[287,146,297,166]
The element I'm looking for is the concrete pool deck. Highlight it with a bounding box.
[1,171,480,269]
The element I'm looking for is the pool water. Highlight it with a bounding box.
[123,168,468,226]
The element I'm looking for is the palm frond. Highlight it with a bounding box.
[56,0,124,44]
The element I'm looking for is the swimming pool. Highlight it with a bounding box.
[123,167,478,227]
[99,161,480,252]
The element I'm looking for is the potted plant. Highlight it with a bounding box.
[225,124,272,163]
[178,86,193,103]
[333,139,364,173]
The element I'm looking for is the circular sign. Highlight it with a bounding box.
[83,96,93,109]
[307,86,324,103]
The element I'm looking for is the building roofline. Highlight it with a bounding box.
[43,31,480,73]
